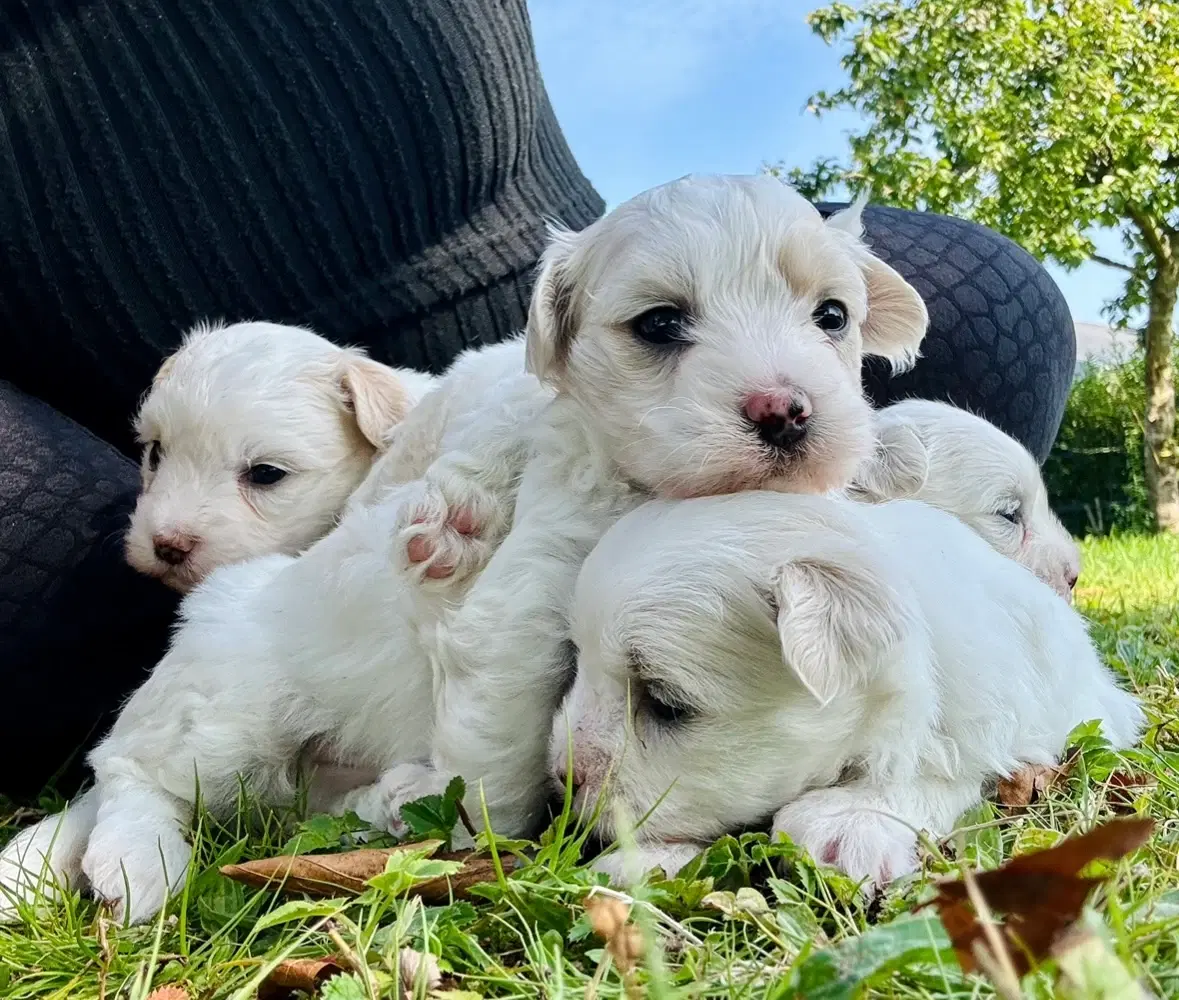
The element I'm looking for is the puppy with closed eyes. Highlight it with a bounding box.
[353,172,930,842]
[125,320,435,591]
[551,493,1142,887]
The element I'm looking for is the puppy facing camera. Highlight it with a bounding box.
[525,174,929,498]
[552,493,1141,888]
[125,320,435,591]
[851,399,1081,599]
[344,174,935,844]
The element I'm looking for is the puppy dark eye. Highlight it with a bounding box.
[998,503,1022,524]
[644,685,694,726]
[630,306,691,347]
[244,464,288,487]
[812,299,849,335]
[147,441,163,471]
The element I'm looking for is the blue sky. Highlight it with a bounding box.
[529,0,1125,326]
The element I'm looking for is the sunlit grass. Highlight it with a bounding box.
[2,535,1176,998]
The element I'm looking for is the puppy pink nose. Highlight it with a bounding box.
[152,532,198,566]
[557,756,586,793]
[558,744,605,797]
[743,388,812,450]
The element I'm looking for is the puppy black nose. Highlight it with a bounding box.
[744,389,811,450]
[755,411,808,450]
[152,533,197,566]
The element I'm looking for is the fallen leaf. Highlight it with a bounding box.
[220,839,498,903]
[257,956,347,999]
[1106,771,1155,815]
[929,817,1155,979]
[996,761,1070,808]
[145,988,189,1000]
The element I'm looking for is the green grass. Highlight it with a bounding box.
[2,534,1177,999]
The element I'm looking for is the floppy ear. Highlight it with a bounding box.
[525,226,581,385]
[823,197,929,371]
[859,254,929,371]
[824,192,870,237]
[847,419,929,502]
[337,353,413,449]
[769,553,910,707]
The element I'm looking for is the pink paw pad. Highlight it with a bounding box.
[406,507,480,578]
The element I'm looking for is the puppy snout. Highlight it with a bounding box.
[152,532,199,566]
[552,754,585,794]
[743,389,812,450]
[554,742,607,800]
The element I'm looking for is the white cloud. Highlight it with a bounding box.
[529,0,799,115]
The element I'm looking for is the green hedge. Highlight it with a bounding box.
[1043,352,1154,536]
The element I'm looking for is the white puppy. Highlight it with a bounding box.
[551,494,1142,886]
[125,320,435,591]
[0,337,547,925]
[0,174,928,921]
[357,173,930,841]
[850,400,1081,598]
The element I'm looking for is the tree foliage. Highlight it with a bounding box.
[787,0,1179,530]
[790,0,1179,309]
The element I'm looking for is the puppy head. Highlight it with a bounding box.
[526,175,928,497]
[126,321,422,591]
[849,399,1080,599]
[550,496,913,846]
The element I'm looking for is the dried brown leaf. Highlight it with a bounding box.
[1106,770,1155,815]
[257,956,347,999]
[220,839,498,903]
[930,817,1155,978]
[996,761,1070,808]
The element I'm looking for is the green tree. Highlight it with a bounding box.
[785,0,1179,532]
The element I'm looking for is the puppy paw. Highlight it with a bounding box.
[0,806,93,922]
[772,788,918,889]
[81,818,191,925]
[396,477,502,584]
[341,763,462,843]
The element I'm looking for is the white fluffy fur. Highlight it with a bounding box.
[125,320,435,591]
[0,174,927,923]
[369,173,929,840]
[551,494,1142,887]
[850,400,1082,598]
[0,337,546,925]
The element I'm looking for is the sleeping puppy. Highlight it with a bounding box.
[124,320,435,591]
[850,399,1081,599]
[551,493,1142,886]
